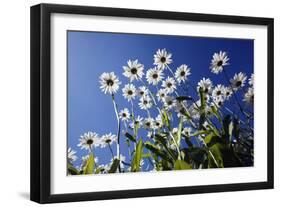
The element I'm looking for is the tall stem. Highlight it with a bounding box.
[108,143,114,159]
[111,94,121,172]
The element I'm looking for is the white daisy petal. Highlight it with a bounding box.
[77,131,100,151]
[122,84,137,101]
[146,67,164,85]
[243,87,254,104]
[118,108,130,122]
[162,77,177,94]
[100,133,117,148]
[210,51,229,74]
[153,48,172,70]
[67,147,77,163]
[230,72,247,90]
[175,64,191,83]
[99,72,121,94]
[122,59,144,82]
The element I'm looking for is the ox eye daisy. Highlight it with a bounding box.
[137,86,148,97]
[175,64,191,83]
[197,77,213,94]
[77,131,100,151]
[118,108,130,122]
[164,96,176,110]
[153,48,172,70]
[231,72,247,90]
[210,51,229,74]
[162,77,177,94]
[154,114,163,129]
[100,133,117,148]
[212,84,226,99]
[138,96,153,110]
[249,73,254,86]
[143,117,155,129]
[156,88,167,101]
[129,115,143,129]
[146,67,164,85]
[122,59,144,82]
[67,147,77,163]
[243,87,254,104]
[122,84,136,101]
[99,72,121,94]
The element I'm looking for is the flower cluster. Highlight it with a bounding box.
[68,49,254,175]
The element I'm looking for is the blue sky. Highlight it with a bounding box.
[67,31,253,171]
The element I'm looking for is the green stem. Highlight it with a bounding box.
[111,94,121,172]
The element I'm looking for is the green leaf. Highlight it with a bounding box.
[190,130,209,137]
[144,142,173,163]
[108,158,120,173]
[141,153,151,158]
[67,163,79,175]
[208,143,242,168]
[162,110,171,130]
[204,132,221,147]
[211,105,222,122]
[174,160,192,170]
[125,132,136,142]
[208,143,224,168]
[176,116,183,146]
[83,153,94,174]
[222,115,234,143]
[154,134,177,161]
[131,139,143,172]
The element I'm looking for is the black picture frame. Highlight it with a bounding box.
[30,3,274,204]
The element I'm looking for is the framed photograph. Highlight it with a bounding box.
[30,3,274,203]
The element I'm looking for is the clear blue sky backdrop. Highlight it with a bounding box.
[67,31,253,170]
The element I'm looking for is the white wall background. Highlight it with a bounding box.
[0,0,279,206]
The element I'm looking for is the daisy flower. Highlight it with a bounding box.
[197,78,213,94]
[153,48,172,70]
[118,108,130,122]
[99,72,121,94]
[212,84,226,99]
[164,96,176,110]
[77,131,100,151]
[172,127,178,134]
[213,96,224,108]
[147,131,154,139]
[230,72,247,90]
[100,133,117,148]
[143,117,155,129]
[224,87,233,100]
[137,86,148,98]
[146,67,164,85]
[249,73,254,86]
[162,77,177,94]
[122,84,136,101]
[182,127,192,137]
[154,114,163,129]
[188,102,200,120]
[156,88,167,101]
[67,147,77,163]
[210,51,229,74]
[129,115,143,129]
[175,64,191,83]
[138,96,153,110]
[122,59,144,82]
[243,87,254,104]
[174,99,188,113]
